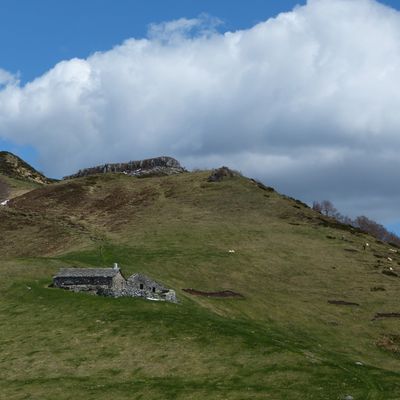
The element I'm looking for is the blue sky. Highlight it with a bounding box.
[1,0,310,83]
[0,0,400,233]
[1,0,398,84]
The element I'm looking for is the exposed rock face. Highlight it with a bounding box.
[207,166,239,182]
[0,151,53,184]
[64,156,186,180]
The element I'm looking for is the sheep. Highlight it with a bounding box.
[389,248,398,253]
[228,250,235,254]
[0,199,9,206]
[387,257,393,262]
[363,242,370,251]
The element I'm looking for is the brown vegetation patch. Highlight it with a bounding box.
[250,179,275,192]
[344,248,359,253]
[93,187,132,211]
[370,286,386,292]
[374,253,384,259]
[376,334,400,354]
[183,288,244,298]
[328,300,360,306]
[0,176,9,200]
[373,313,400,320]
[10,182,86,210]
[317,216,362,234]
[382,270,398,277]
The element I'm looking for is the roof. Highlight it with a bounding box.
[54,268,120,278]
[127,273,165,288]
[127,273,152,281]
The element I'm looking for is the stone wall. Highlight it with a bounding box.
[124,273,177,302]
[63,156,185,180]
[53,269,177,303]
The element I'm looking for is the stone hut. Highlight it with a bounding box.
[53,264,126,294]
[125,273,177,302]
[52,265,177,303]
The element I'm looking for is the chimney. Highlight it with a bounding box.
[113,263,119,270]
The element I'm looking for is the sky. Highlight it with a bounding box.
[0,0,400,233]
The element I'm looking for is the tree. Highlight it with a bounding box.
[320,200,338,218]
[312,201,322,213]
[353,216,387,241]
[312,199,400,246]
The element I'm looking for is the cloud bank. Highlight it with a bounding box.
[0,0,400,222]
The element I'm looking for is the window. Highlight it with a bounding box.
[152,287,155,293]
[140,284,143,290]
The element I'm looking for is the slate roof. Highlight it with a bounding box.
[54,268,119,278]
[127,273,166,288]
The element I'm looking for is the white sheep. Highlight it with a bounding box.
[387,257,393,262]
[228,250,235,253]
[363,242,370,250]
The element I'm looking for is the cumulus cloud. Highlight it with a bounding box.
[0,0,400,222]
[0,69,18,87]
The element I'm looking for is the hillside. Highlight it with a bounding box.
[0,151,54,200]
[0,168,400,399]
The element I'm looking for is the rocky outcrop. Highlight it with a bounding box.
[207,166,240,182]
[64,156,186,180]
[0,151,53,184]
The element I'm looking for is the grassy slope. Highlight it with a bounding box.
[1,171,400,399]
[0,173,42,199]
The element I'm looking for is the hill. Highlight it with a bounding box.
[0,151,54,200]
[0,167,399,399]
[0,151,53,184]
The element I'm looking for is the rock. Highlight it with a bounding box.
[207,166,238,182]
[0,151,53,184]
[64,156,186,179]
[344,395,354,400]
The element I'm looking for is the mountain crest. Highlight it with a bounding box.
[0,151,52,184]
[63,156,186,179]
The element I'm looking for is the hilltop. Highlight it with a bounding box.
[0,151,54,200]
[0,151,53,184]
[0,161,400,399]
[63,156,186,179]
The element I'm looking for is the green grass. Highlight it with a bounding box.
[1,280,399,399]
[1,171,400,398]
[0,173,42,199]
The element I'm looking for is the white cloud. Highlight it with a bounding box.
[0,69,18,87]
[0,0,400,222]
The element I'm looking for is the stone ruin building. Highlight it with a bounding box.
[52,264,177,303]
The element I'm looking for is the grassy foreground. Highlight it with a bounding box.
[1,171,400,399]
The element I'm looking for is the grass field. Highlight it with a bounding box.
[1,171,400,399]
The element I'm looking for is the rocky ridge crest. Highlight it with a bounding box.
[0,151,52,184]
[63,156,186,180]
